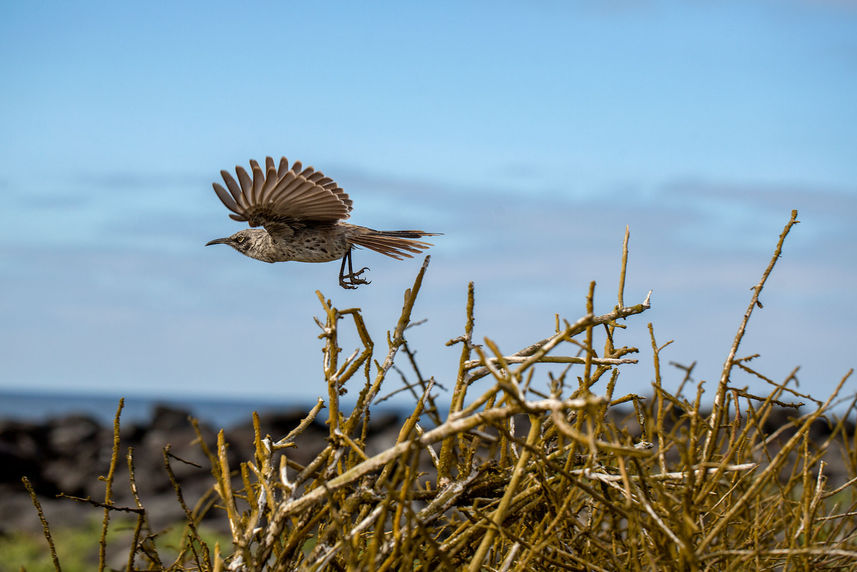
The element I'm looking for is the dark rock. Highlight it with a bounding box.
[46,414,101,451]
[150,405,193,432]
[0,420,52,491]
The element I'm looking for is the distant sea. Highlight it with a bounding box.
[0,389,329,428]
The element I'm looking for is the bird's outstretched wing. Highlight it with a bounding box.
[212,157,353,232]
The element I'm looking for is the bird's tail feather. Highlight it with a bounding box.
[350,230,440,261]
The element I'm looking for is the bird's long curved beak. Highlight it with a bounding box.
[205,237,230,246]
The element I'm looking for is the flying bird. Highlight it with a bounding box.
[206,156,439,288]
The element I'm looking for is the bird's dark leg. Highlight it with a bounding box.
[338,248,370,289]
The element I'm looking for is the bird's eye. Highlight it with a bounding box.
[236,236,246,244]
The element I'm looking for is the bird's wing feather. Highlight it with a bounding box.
[212,182,241,215]
[211,157,353,232]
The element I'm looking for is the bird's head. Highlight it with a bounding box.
[205,229,272,261]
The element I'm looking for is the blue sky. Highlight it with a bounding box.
[1,1,855,409]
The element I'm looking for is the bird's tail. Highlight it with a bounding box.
[349,229,441,260]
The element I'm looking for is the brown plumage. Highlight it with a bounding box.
[206,156,440,288]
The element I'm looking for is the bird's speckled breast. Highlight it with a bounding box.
[274,227,350,263]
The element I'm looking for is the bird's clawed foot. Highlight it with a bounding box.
[339,266,370,289]
[339,248,370,290]
[338,249,371,289]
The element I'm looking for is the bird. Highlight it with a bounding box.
[206,156,440,289]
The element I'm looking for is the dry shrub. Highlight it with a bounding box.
[28,210,857,570]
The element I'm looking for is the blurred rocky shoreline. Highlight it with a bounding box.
[2,403,853,536]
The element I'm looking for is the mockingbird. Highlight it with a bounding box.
[206,156,439,288]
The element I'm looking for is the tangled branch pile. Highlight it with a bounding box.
[28,210,857,570]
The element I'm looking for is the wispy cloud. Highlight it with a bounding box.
[2,166,854,407]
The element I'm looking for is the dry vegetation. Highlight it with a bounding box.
[24,209,857,571]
